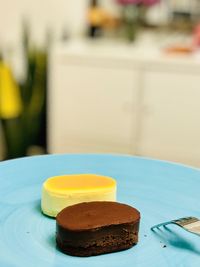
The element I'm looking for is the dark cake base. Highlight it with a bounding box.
[56,226,139,257]
[56,238,137,257]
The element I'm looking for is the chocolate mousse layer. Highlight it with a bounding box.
[56,201,140,257]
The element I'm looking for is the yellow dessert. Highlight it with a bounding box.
[41,174,117,217]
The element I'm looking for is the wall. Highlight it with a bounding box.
[0,0,167,44]
[0,0,166,159]
[0,0,87,44]
[0,0,167,79]
[0,0,89,79]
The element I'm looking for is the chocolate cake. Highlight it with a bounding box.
[56,201,140,257]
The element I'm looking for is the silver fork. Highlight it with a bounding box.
[151,216,200,237]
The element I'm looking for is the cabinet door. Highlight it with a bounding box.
[49,63,139,154]
[138,70,200,167]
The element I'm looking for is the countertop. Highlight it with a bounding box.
[52,31,200,70]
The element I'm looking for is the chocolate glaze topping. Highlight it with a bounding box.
[56,201,140,230]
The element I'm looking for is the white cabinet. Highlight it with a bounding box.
[138,70,200,166]
[49,42,200,167]
[49,61,140,154]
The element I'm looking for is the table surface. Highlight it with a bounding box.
[0,154,200,267]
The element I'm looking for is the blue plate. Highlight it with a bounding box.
[0,154,200,267]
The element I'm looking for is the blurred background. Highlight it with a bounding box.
[0,0,200,167]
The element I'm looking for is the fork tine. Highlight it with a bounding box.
[151,216,200,237]
[151,216,195,231]
[151,220,173,231]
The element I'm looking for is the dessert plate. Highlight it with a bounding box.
[0,154,200,267]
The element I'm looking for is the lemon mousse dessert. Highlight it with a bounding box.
[41,174,117,217]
